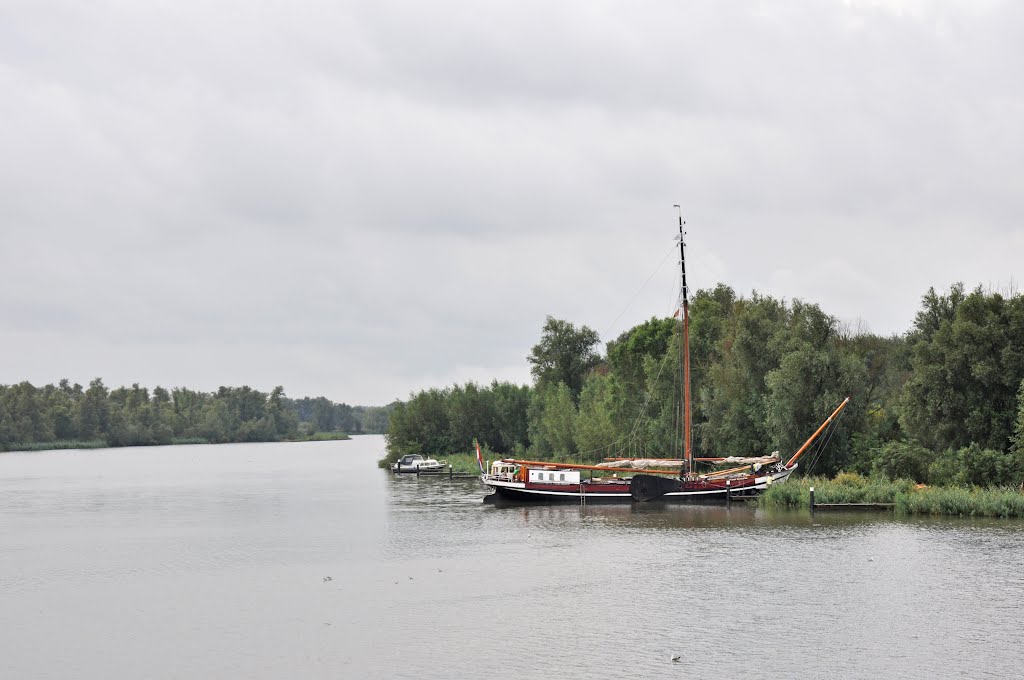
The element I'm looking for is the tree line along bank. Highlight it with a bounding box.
[0,380,395,451]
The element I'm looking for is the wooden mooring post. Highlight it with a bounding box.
[726,479,731,506]
[810,486,815,513]
[413,465,481,480]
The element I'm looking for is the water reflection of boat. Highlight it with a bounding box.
[481,209,849,503]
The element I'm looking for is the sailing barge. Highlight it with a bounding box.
[480,209,849,503]
[481,398,847,503]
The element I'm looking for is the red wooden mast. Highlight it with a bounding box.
[675,205,692,479]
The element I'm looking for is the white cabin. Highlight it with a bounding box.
[489,461,519,481]
[528,469,581,485]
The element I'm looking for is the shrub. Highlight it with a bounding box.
[870,440,932,483]
[958,444,1024,487]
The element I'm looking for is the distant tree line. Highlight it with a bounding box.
[0,380,395,451]
[383,283,1024,487]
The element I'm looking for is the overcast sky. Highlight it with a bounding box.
[2,0,1022,405]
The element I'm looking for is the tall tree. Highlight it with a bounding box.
[527,316,601,400]
[574,374,617,459]
[901,285,1024,452]
[528,383,578,457]
[700,293,788,457]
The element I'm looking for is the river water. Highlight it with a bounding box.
[1,435,1022,679]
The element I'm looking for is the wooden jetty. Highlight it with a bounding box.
[413,466,480,480]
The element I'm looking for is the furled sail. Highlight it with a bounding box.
[598,453,781,470]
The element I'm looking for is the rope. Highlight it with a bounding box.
[804,405,847,475]
[600,246,674,340]
[577,239,694,464]
[574,346,674,460]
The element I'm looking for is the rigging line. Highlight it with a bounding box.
[812,408,845,466]
[803,421,831,475]
[626,351,672,441]
[577,431,649,458]
[816,409,846,461]
[668,271,682,318]
[600,245,674,340]
[804,407,847,475]
[577,254,682,460]
[576,428,648,458]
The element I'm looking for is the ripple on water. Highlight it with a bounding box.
[3,438,1024,679]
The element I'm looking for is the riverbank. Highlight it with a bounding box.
[293,432,352,442]
[760,473,1024,518]
[2,432,352,453]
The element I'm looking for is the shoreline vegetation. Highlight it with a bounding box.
[759,473,1024,518]
[0,431,354,454]
[380,283,1024,519]
[0,379,392,454]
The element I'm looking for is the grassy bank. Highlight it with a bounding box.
[1,439,109,452]
[298,432,351,442]
[759,473,1024,518]
[895,486,1024,517]
[443,453,488,473]
[3,432,351,453]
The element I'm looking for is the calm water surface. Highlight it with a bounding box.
[2,436,1022,679]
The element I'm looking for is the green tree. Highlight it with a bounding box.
[956,444,1023,487]
[574,373,617,459]
[268,386,298,439]
[447,383,499,452]
[764,302,866,475]
[1012,379,1024,455]
[901,285,1024,452]
[606,316,676,388]
[385,388,452,458]
[527,316,601,400]
[200,400,234,443]
[700,293,788,457]
[75,378,110,441]
[870,440,933,483]
[361,403,396,434]
[488,382,530,453]
[528,382,578,457]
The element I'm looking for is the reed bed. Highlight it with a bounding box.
[895,486,1024,518]
[759,474,914,508]
[435,453,485,473]
[760,472,1024,518]
[299,432,351,442]
[1,440,108,452]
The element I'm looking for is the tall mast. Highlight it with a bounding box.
[674,205,692,478]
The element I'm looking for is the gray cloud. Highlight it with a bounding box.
[2,1,1022,404]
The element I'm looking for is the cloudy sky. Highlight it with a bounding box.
[2,0,1022,405]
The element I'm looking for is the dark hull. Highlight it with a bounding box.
[488,486,746,504]
[487,482,764,504]
[482,467,793,504]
